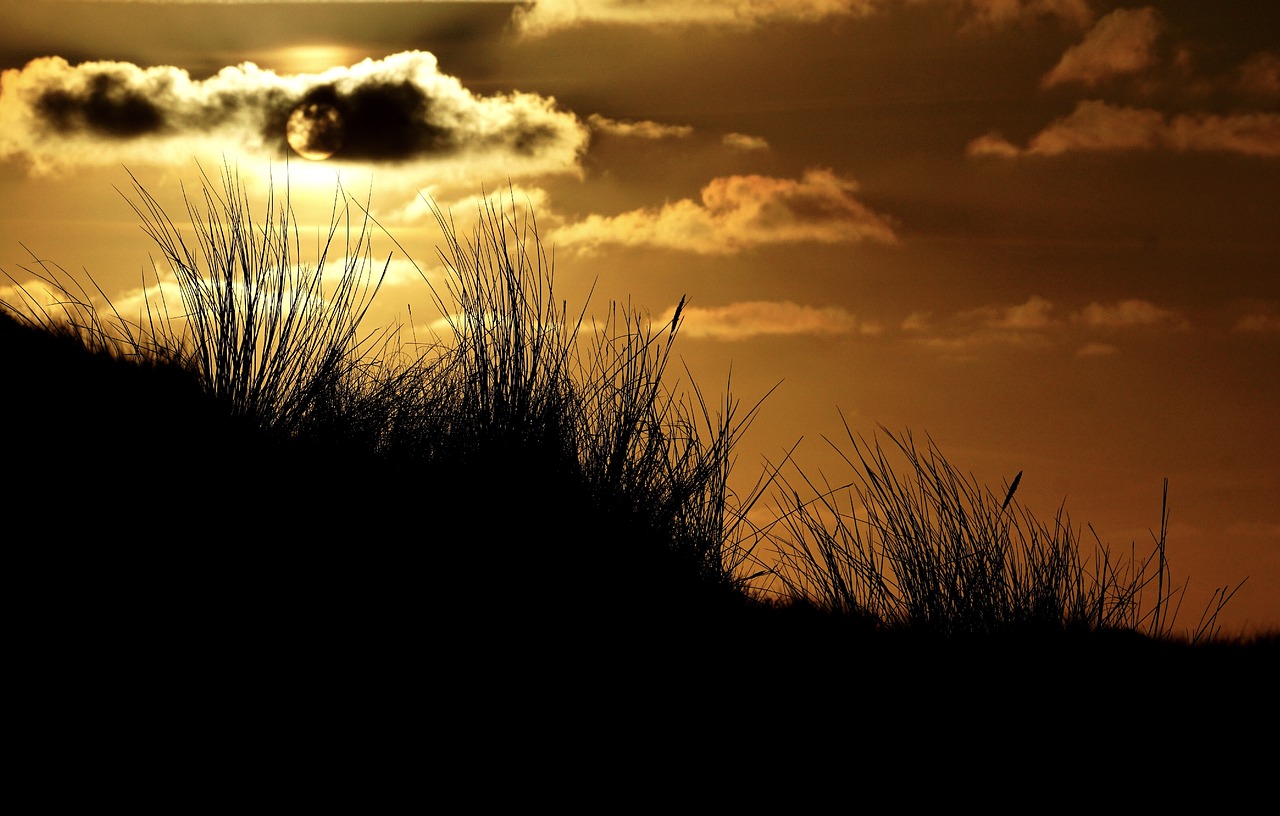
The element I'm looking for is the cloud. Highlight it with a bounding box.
[0,52,589,178]
[904,296,1188,357]
[549,169,898,255]
[1233,308,1280,334]
[901,311,931,332]
[513,0,883,35]
[723,132,770,151]
[658,300,874,341]
[967,100,1280,158]
[905,295,1058,354]
[1073,299,1187,329]
[978,294,1057,330]
[1041,7,1162,88]
[511,0,1095,35]
[587,114,693,140]
[1237,52,1280,99]
[909,0,1092,31]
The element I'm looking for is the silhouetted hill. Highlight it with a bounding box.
[4,307,1276,741]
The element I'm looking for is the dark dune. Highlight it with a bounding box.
[3,308,1275,743]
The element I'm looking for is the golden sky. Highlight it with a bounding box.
[2,0,1278,635]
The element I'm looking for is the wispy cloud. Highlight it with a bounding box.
[513,0,883,36]
[940,0,1093,30]
[723,132,770,151]
[975,294,1057,330]
[658,300,877,341]
[967,100,1280,158]
[904,295,1058,354]
[903,296,1189,356]
[549,169,898,255]
[0,52,588,178]
[587,114,693,140]
[1074,299,1188,329]
[1041,6,1162,88]
[1236,51,1280,100]
[513,0,1093,35]
[1233,305,1280,334]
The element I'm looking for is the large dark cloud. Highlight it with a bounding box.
[35,68,166,138]
[0,51,588,177]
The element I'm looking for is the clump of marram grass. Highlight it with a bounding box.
[119,162,393,438]
[760,417,1243,643]
[396,190,771,592]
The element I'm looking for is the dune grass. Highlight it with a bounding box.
[0,162,1256,648]
[761,420,1243,643]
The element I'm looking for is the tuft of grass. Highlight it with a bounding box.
[118,162,392,437]
[761,417,1245,643]
[391,189,772,601]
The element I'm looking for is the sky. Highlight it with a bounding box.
[2,0,1277,636]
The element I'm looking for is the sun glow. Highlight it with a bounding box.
[263,45,367,75]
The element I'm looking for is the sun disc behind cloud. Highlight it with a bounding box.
[286,102,344,160]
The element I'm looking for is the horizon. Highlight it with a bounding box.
[2,0,1277,636]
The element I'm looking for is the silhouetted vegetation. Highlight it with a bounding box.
[4,163,1275,680]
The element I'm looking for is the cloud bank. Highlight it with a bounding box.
[904,295,1188,356]
[513,0,1093,35]
[967,100,1280,157]
[550,169,898,255]
[0,51,589,178]
[513,0,883,35]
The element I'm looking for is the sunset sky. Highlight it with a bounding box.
[2,0,1277,635]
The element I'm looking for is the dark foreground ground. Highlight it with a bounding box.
[4,309,1276,785]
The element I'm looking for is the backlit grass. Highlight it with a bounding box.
[1,161,1264,652]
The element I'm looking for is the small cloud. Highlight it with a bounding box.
[587,113,693,139]
[965,131,1023,157]
[1041,6,1163,89]
[1074,299,1188,329]
[914,330,1053,355]
[1022,100,1166,154]
[1237,51,1280,99]
[901,311,931,332]
[661,300,865,341]
[722,132,769,151]
[982,295,1056,330]
[1233,311,1280,334]
[969,100,1280,158]
[949,0,1094,30]
[1166,111,1280,157]
[549,168,898,255]
[907,296,1057,355]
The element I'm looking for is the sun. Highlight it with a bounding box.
[286,103,345,161]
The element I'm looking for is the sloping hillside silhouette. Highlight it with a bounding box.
[3,167,1275,739]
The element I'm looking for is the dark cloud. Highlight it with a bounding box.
[0,51,588,177]
[282,80,452,161]
[34,68,166,138]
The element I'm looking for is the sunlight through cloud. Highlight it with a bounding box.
[0,51,588,179]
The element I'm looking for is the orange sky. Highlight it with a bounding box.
[2,0,1277,636]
